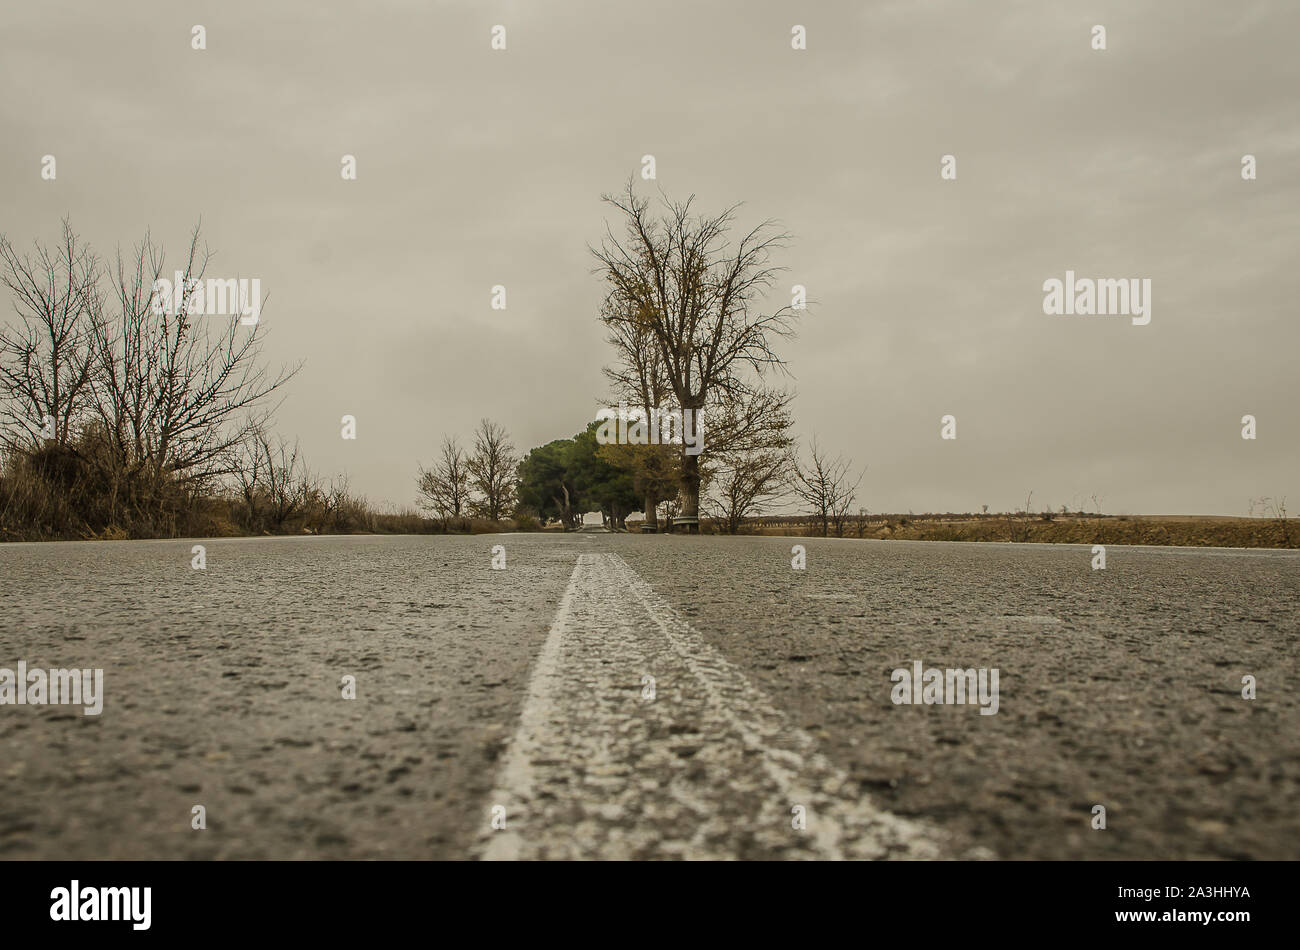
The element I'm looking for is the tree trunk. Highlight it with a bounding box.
[679,451,701,533]
[643,494,657,530]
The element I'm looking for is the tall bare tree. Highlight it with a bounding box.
[599,291,680,528]
[417,435,471,521]
[792,438,863,538]
[592,182,800,530]
[466,419,517,521]
[0,219,100,452]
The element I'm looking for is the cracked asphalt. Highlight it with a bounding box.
[1,533,1297,859]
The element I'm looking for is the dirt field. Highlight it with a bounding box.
[731,515,1298,549]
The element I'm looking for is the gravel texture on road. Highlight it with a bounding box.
[614,535,1300,860]
[2,532,1297,859]
[1,535,573,859]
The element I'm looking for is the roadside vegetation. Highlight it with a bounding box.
[4,211,1291,548]
[714,511,1299,548]
[0,220,522,542]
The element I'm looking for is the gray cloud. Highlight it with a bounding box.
[2,0,1295,515]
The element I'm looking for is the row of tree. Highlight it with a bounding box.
[416,182,867,535]
[416,419,642,531]
[417,413,864,536]
[5,190,865,540]
[414,419,518,524]
[0,220,305,538]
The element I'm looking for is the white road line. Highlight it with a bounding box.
[477,552,945,860]
[478,554,586,861]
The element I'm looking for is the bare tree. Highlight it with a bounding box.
[702,387,795,533]
[466,419,517,521]
[705,448,790,534]
[0,219,100,452]
[417,435,471,521]
[257,432,311,531]
[828,470,862,538]
[314,473,351,531]
[792,438,862,538]
[232,429,267,530]
[231,427,313,532]
[592,181,800,530]
[86,226,298,520]
[1251,495,1292,545]
[1010,490,1035,542]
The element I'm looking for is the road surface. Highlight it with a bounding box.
[1,533,1297,859]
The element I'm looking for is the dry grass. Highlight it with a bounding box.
[1,442,539,543]
[721,514,1297,548]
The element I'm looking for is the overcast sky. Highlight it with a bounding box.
[2,0,1296,516]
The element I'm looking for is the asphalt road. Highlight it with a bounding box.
[1,533,1297,859]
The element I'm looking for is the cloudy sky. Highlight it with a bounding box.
[2,0,1296,516]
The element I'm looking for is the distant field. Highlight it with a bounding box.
[654,514,1300,549]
